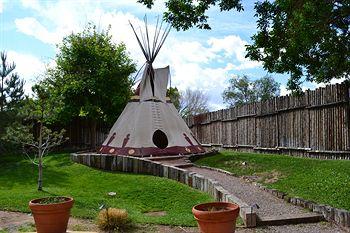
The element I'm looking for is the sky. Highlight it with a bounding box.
[0,0,327,110]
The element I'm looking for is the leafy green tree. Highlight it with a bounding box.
[3,84,66,191]
[139,1,349,91]
[42,24,136,149]
[0,51,25,111]
[167,87,181,110]
[223,75,280,107]
[246,0,349,92]
[223,75,255,107]
[254,75,280,101]
[138,0,243,30]
[0,51,25,153]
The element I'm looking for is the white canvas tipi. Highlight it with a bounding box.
[99,19,204,157]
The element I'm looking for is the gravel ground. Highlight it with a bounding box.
[0,211,98,232]
[187,166,307,217]
[153,158,190,165]
[1,210,345,233]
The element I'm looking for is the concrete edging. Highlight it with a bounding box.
[70,153,256,227]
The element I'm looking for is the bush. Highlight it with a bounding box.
[97,208,130,232]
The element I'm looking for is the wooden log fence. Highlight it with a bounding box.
[186,82,350,159]
[62,118,109,150]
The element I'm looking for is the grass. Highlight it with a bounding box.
[0,153,213,226]
[194,151,350,211]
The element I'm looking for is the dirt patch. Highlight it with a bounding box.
[242,170,283,184]
[0,211,97,233]
[0,211,32,230]
[68,218,98,232]
[259,170,284,184]
[144,211,167,217]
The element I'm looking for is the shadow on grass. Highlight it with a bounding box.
[0,154,72,189]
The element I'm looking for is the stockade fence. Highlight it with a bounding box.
[186,82,350,159]
[62,118,109,150]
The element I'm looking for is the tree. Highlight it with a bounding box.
[138,1,349,92]
[137,0,243,30]
[179,89,209,117]
[223,75,255,107]
[3,84,66,191]
[246,0,350,92]
[167,87,181,110]
[0,51,25,153]
[42,24,136,149]
[222,75,280,107]
[0,51,25,111]
[254,75,280,101]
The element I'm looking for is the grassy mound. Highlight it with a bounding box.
[0,154,212,226]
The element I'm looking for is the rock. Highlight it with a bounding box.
[108,192,117,197]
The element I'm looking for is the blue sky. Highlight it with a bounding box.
[0,0,322,110]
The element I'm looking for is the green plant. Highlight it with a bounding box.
[204,206,229,212]
[97,208,130,232]
[37,197,67,204]
[3,86,67,191]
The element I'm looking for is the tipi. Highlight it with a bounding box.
[99,19,205,157]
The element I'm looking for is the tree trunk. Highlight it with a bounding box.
[38,156,43,191]
[90,120,97,151]
[38,121,43,191]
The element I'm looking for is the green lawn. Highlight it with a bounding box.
[194,151,350,211]
[0,153,212,226]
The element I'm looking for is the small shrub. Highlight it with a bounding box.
[97,208,130,232]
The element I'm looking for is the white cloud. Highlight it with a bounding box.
[208,35,261,70]
[280,85,291,96]
[209,102,226,111]
[315,78,345,88]
[15,17,61,44]
[21,0,41,11]
[7,51,46,94]
[14,0,262,109]
[0,0,4,13]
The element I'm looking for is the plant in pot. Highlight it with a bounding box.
[192,202,240,233]
[3,84,72,232]
[29,196,74,233]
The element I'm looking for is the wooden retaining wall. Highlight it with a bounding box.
[186,83,350,159]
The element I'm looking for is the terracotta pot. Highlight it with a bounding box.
[29,197,74,233]
[192,202,240,233]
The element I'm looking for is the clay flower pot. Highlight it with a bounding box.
[29,196,74,233]
[192,202,240,233]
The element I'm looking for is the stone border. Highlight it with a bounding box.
[193,164,350,231]
[70,153,256,227]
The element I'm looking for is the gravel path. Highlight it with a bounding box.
[187,166,307,218]
[153,157,346,232]
[185,166,346,232]
[158,157,307,218]
[156,158,190,165]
